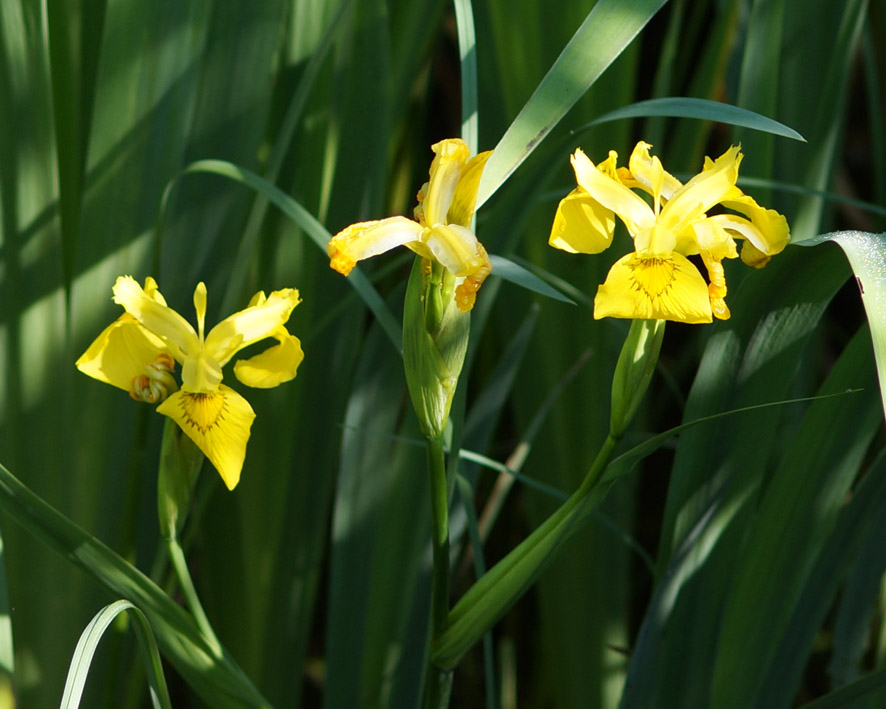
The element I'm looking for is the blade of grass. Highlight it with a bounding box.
[60,600,171,709]
[0,461,270,708]
[475,0,668,208]
[159,159,402,350]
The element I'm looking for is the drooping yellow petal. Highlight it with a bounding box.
[424,224,486,277]
[718,186,790,258]
[423,139,470,226]
[660,145,742,233]
[328,216,424,275]
[454,243,492,312]
[701,252,731,320]
[158,385,255,490]
[447,150,492,227]
[548,187,615,254]
[570,149,655,237]
[594,252,712,323]
[75,314,171,391]
[204,288,302,367]
[112,276,199,360]
[233,329,304,388]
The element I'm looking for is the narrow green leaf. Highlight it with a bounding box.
[800,668,886,709]
[582,97,805,141]
[60,600,171,709]
[711,326,880,709]
[476,0,668,207]
[161,159,402,351]
[453,0,478,151]
[0,462,270,708]
[489,255,575,304]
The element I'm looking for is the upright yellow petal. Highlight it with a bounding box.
[570,149,655,237]
[204,288,302,367]
[328,216,424,275]
[112,276,199,360]
[626,142,683,201]
[194,282,207,340]
[594,252,712,323]
[233,329,304,388]
[447,150,493,227]
[424,139,470,226]
[660,145,741,232]
[158,385,255,490]
[548,187,615,254]
[76,315,171,391]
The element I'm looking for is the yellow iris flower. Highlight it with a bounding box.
[549,141,790,323]
[328,138,493,311]
[76,276,303,490]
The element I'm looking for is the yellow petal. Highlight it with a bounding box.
[691,219,738,260]
[454,243,492,312]
[424,224,486,277]
[233,329,304,388]
[594,252,712,323]
[570,148,655,237]
[660,145,741,232]
[76,314,171,391]
[626,141,683,201]
[739,241,770,268]
[701,252,731,320]
[424,139,470,226]
[181,350,224,392]
[447,150,492,227]
[158,385,255,490]
[328,216,424,275]
[194,282,207,339]
[112,276,199,360]
[204,288,302,367]
[548,187,615,254]
[717,187,790,258]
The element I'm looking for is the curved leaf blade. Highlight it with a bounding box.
[61,600,171,709]
[583,97,806,141]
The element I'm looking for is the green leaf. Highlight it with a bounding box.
[476,0,668,207]
[793,231,886,422]
[582,97,805,141]
[161,159,402,351]
[489,255,575,304]
[0,461,270,708]
[60,600,171,709]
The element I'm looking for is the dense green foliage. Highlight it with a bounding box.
[1,0,885,706]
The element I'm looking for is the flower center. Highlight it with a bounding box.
[627,255,677,303]
[176,391,227,434]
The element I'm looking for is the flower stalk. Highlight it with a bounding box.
[157,418,222,656]
[425,435,454,708]
[431,318,663,670]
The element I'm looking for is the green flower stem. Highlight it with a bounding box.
[431,433,619,670]
[166,536,222,658]
[425,435,454,708]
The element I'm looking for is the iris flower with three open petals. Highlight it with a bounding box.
[76,276,303,489]
[549,141,790,323]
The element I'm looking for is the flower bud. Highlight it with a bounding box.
[403,257,471,440]
[610,319,665,438]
